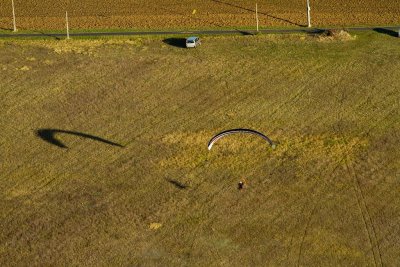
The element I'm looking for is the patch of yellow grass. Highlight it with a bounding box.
[4,189,31,200]
[18,66,31,71]
[43,59,54,65]
[22,38,144,55]
[149,223,162,230]
[159,132,368,169]
[274,134,368,164]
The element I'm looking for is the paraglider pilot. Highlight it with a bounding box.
[238,181,245,190]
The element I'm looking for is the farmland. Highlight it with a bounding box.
[1,31,399,265]
[0,0,399,31]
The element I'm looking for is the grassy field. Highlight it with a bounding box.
[1,31,400,265]
[0,0,399,30]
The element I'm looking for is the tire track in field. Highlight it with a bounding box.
[141,52,395,263]
[250,121,356,264]
[265,138,390,265]
[369,221,400,254]
[253,80,348,264]
[249,93,348,264]
[188,111,390,265]
[344,158,383,266]
[16,60,268,219]
[284,78,395,265]
[130,58,255,143]
[297,203,318,266]
[287,155,346,265]
[335,86,379,266]
[266,62,330,124]
[333,86,395,266]
[161,58,284,138]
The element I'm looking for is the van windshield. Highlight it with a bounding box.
[187,40,195,43]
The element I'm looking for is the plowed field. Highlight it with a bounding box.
[0,0,399,30]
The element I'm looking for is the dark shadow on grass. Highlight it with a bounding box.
[163,38,187,48]
[0,26,61,39]
[36,31,61,40]
[36,129,124,149]
[211,0,305,27]
[26,30,62,40]
[373,28,398,37]
[306,28,332,37]
[166,178,187,189]
[236,30,254,35]
[0,27,13,31]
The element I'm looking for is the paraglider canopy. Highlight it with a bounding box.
[207,128,276,150]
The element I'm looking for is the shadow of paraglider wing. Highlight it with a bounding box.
[166,178,187,189]
[36,129,124,149]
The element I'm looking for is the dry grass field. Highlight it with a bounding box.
[1,31,400,265]
[0,0,399,30]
